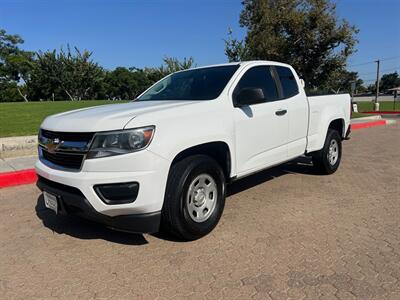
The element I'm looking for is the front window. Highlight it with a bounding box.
[233,66,279,103]
[137,65,239,101]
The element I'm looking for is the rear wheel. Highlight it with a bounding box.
[161,155,226,240]
[312,129,342,174]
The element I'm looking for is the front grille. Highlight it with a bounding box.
[39,129,95,171]
[41,129,95,143]
[42,149,85,170]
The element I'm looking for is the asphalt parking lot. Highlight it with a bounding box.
[0,124,399,299]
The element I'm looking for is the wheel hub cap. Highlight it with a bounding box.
[186,174,218,223]
[193,188,206,206]
[328,139,339,166]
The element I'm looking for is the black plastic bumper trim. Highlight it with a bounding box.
[94,182,139,205]
[345,125,351,140]
[36,176,160,233]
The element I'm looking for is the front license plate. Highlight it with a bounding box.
[43,191,58,213]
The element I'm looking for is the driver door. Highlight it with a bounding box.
[233,65,289,176]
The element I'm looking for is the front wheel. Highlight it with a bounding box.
[161,155,226,240]
[312,129,342,175]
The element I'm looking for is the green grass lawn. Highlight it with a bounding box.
[351,112,369,118]
[0,100,128,137]
[355,101,399,112]
[1,100,398,137]
[352,101,399,118]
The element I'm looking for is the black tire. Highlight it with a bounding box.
[161,155,226,240]
[312,129,342,175]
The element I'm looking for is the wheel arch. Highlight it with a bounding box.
[307,116,346,153]
[328,118,345,138]
[169,141,233,180]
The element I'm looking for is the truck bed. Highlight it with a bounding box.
[306,94,351,152]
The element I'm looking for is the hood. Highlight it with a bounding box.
[41,100,196,132]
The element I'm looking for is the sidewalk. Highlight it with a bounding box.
[0,156,37,188]
[0,155,37,172]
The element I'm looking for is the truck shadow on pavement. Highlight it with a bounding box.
[35,196,149,245]
[35,156,318,244]
[227,156,319,196]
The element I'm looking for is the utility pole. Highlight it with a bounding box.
[374,59,380,111]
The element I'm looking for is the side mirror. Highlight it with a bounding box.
[235,88,265,107]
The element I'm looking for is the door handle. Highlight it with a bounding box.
[275,109,287,116]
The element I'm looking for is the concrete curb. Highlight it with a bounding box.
[351,120,388,130]
[385,119,398,125]
[361,111,400,115]
[0,169,37,188]
[352,115,382,122]
[0,135,37,158]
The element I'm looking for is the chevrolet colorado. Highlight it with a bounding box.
[36,61,351,240]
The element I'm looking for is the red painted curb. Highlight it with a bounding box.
[351,120,387,130]
[361,111,400,114]
[0,169,37,188]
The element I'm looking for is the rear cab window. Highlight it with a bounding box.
[275,66,299,99]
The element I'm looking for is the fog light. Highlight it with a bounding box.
[94,182,139,205]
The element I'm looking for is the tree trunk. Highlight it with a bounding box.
[64,89,75,101]
[17,87,29,102]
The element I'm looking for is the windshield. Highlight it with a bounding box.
[137,65,239,101]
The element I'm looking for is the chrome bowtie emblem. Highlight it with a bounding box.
[46,138,62,153]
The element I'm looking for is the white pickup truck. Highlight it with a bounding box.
[36,61,351,240]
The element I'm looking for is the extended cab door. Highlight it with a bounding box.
[274,66,309,159]
[232,65,289,176]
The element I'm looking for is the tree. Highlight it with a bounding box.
[0,29,22,62]
[0,81,20,102]
[225,0,359,89]
[103,57,195,100]
[29,46,105,101]
[159,56,195,75]
[380,72,400,92]
[1,28,196,102]
[143,56,196,84]
[365,72,400,94]
[319,69,364,94]
[0,29,35,102]
[224,28,248,63]
[103,67,152,100]
[4,51,35,101]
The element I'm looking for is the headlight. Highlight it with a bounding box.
[87,126,155,159]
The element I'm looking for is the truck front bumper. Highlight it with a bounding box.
[37,176,161,233]
[35,149,170,233]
